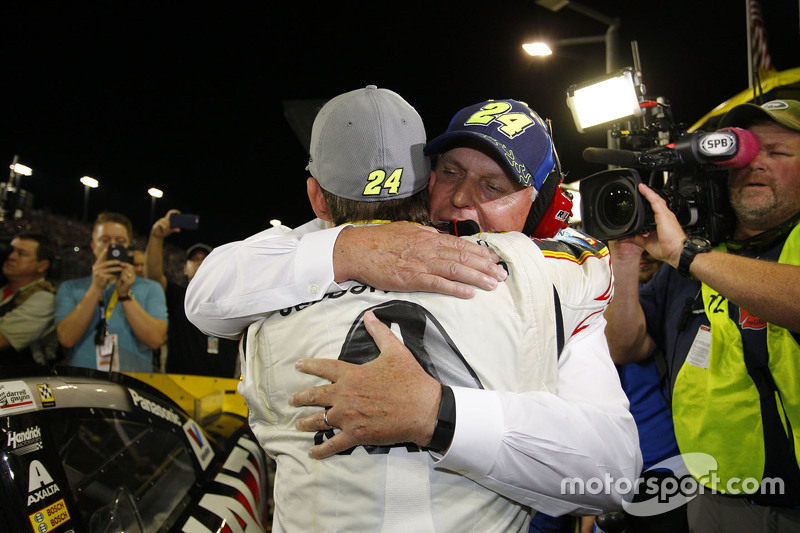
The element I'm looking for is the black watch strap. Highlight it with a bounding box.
[678,237,711,278]
[427,385,456,453]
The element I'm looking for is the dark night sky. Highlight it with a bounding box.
[1,1,797,248]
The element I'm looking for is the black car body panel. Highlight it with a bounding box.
[0,368,272,533]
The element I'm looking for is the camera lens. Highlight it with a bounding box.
[597,182,636,230]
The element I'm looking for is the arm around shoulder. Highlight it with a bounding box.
[185,221,344,338]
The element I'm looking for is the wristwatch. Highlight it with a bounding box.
[678,236,712,277]
[427,385,456,453]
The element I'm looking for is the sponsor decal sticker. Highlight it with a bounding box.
[36,384,55,408]
[128,389,181,426]
[7,425,44,456]
[28,498,70,532]
[183,419,215,470]
[27,460,61,506]
[0,381,36,415]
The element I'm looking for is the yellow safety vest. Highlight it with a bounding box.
[673,223,800,499]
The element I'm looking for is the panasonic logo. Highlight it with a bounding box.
[129,389,181,426]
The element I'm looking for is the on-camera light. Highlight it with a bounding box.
[10,163,32,176]
[566,69,641,133]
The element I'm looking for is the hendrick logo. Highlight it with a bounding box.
[7,425,44,455]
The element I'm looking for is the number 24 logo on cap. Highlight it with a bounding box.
[363,168,403,196]
[466,102,534,139]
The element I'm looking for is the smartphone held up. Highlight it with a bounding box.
[169,214,199,230]
[108,244,132,264]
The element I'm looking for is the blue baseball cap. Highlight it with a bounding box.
[424,99,556,191]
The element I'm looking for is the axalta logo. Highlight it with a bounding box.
[8,425,43,454]
[28,460,60,506]
[128,389,181,426]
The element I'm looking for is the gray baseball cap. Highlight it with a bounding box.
[306,85,430,202]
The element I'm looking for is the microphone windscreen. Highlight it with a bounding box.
[582,147,639,167]
[715,127,760,168]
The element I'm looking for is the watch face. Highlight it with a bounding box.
[687,236,711,251]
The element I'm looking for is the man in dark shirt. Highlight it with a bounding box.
[145,210,238,376]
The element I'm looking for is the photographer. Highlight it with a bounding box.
[145,209,238,377]
[56,212,167,372]
[605,99,800,531]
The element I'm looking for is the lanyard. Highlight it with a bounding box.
[104,288,119,322]
[96,289,120,345]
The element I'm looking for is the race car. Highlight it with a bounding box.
[0,366,273,532]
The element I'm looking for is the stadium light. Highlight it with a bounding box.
[80,176,99,222]
[531,0,621,149]
[533,0,619,74]
[148,188,163,225]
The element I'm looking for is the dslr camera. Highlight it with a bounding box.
[571,67,755,244]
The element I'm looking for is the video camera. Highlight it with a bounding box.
[573,66,757,243]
